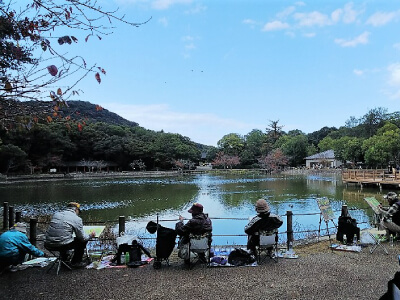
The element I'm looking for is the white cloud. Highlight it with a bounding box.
[158,17,168,26]
[243,19,257,25]
[99,103,253,146]
[388,63,400,86]
[262,20,290,31]
[277,6,296,19]
[366,10,400,27]
[184,4,207,14]
[303,32,316,38]
[151,0,192,10]
[353,69,363,76]
[394,43,400,50]
[334,31,369,47]
[293,11,331,27]
[331,9,342,23]
[342,2,362,24]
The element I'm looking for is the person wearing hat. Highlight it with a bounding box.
[175,203,212,261]
[378,192,400,238]
[244,199,283,255]
[0,222,45,272]
[45,202,95,268]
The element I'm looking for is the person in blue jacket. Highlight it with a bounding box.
[0,222,44,271]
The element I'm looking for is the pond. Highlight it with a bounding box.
[0,173,386,245]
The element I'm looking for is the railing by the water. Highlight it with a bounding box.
[2,201,372,251]
[342,168,400,187]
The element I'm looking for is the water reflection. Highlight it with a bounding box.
[0,173,388,245]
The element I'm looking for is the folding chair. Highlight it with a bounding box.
[187,233,211,269]
[44,244,72,275]
[366,228,388,255]
[256,230,278,263]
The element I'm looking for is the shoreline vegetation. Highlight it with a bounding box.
[0,168,342,183]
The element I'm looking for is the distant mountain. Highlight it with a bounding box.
[1,99,138,128]
[55,100,139,127]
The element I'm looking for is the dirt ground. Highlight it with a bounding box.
[1,239,400,300]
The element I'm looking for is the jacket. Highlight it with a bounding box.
[0,229,44,259]
[175,213,212,237]
[244,212,283,235]
[379,201,400,226]
[45,208,89,246]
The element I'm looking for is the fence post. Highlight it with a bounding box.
[30,218,37,246]
[3,202,9,230]
[15,211,21,223]
[119,216,125,236]
[9,206,15,228]
[287,210,293,250]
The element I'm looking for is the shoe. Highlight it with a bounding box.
[70,261,88,269]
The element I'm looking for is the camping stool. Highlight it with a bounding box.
[256,230,279,264]
[44,245,72,275]
[367,228,389,255]
[188,233,211,269]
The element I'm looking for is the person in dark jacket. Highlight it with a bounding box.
[176,203,212,261]
[0,222,45,272]
[379,192,400,238]
[245,199,283,254]
[176,203,212,243]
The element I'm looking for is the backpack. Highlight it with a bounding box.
[228,248,255,266]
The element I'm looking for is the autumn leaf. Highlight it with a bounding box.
[47,65,58,76]
[85,35,90,42]
[53,106,59,111]
[57,88,62,95]
[5,81,12,92]
[41,40,47,51]
[71,36,78,43]
[53,112,58,117]
[95,72,101,84]
[77,123,83,131]
[98,67,106,75]
[96,105,103,111]
[65,115,71,121]
[46,116,53,123]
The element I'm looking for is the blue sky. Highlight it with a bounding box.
[69,0,400,146]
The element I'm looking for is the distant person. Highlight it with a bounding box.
[245,199,283,255]
[378,192,400,238]
[45,202,95,268]
[0,222,45,272]
[175,203,212,262]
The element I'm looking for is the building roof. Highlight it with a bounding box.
[305,149,335,160]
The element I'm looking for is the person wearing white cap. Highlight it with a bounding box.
[0,222,44,271]
[378,192,400,238]
[45,202,95,268]
[245,199,283,255]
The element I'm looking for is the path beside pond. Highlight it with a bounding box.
[1,240,398,300]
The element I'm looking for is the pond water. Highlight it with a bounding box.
[0,173,386,245]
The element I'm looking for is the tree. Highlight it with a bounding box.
[307,126,337,148]
[258,149,289,171]
[266,120,284,144]
[217,133,245,156]
[212,152,240,169]
[0,1,149,124]
[276,133,308,167]
[362,122,400,167]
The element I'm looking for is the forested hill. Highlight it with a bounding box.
[23,100,139,127]
[0,99,138,128]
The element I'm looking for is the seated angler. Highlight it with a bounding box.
[45,202,95,268]
[175,203,212,261]
[245,199,283,255]
[378,192,400,238]
[0,222,45,272]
